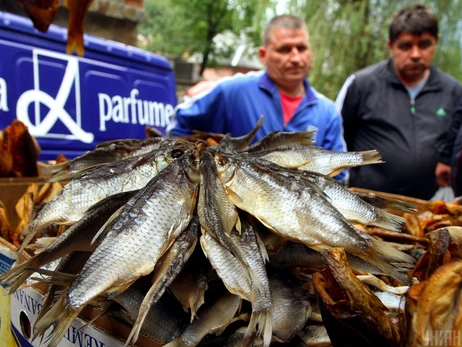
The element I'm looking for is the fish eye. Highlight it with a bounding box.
[217,156,227,166]
[171,149,184,158]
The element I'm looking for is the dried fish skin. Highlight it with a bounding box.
[298,170,405,232]
[313,248,401,347]
[124,217,199,345]
[32,150,200,347]
[268,269,312,343]
[198,150,240,252]
[407,260,462,347]
[269,241,382,275]
[112,287,186,345]
[165,291,241,347]
[200,231,272,346]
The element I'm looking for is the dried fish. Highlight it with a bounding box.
[32,150,200,347]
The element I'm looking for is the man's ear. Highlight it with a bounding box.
[258,46,266,64]
[386,39,392,49]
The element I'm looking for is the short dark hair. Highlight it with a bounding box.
[262,14,308,47]
[389,4,438,44]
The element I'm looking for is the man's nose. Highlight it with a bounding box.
[409,45,422,59]
[290,47,301,61]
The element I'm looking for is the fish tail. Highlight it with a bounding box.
[359,150,383,166]
[356,193,423,214]
[362,238,416,285]
[66,32,85,56]
[33,292,81,347]
[244,309,272,347]
[373,209,406,232]
[17,224,37,254]
[40,162,70,181]
[190,291,206,323]
[298,131,315,147]
[0,258,37,293]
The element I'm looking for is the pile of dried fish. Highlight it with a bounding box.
[1,119,461,347]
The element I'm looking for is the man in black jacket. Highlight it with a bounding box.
[335,4,462,200]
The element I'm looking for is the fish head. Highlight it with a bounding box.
[213,151,238,185]
[181,148,201,185]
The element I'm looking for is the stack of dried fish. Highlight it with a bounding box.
[1,119,461,347]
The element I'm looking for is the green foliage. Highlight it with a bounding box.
[140,0,462,99]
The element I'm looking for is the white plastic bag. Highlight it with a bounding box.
[430,186,455,202]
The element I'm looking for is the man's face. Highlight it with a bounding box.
[388,31,438,86]
[259,27,313,90]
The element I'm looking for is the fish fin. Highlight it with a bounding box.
[226,189,243,204]
[327,168,343,177]
[355,192,423,214]
[189,280,208,322]
[84,191,137,216]
[30,268,77,287]
[125,288,157,345]
[40,161,70,181]
[359,150,383,166]
[255,232,269,263]
[0,258,37,294]
[33,236,56,254]
[67,163,106,181]
[77,306,110,332]
[18,218,72,254]
[292,159,313,169]
[235,215,242,234]
[17,224,38,254]
[91,206,124,244]
[244,309,273,347]
[361,238,416,285]
[371,209,406,232]
[298,131,315,147]
[32,292,81,346]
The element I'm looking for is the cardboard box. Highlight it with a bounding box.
[1,236,162,347]
[0,177,44,232]
[10,287,127,347]
[0,237,17,347]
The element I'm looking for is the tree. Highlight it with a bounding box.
[140,0,261,75]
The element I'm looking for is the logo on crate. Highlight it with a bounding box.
[16,49,95,143]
